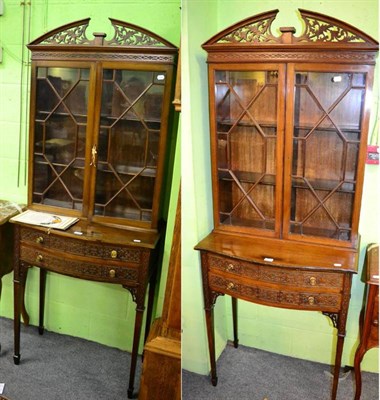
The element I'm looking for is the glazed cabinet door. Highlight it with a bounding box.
[91,64,174,229]
[29,62,96,214]
[283,64,374,246]
[209,64,285,237]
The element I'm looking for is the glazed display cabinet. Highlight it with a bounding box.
[11,18,178,398]
[195,9,378,400]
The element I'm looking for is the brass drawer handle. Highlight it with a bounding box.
[227,263,234,271]
[373,319,379,326]
[36,236,44,244]
[309,277,317,286]
[109,269,116,278]
[110,250,118,259]
[36,254,43,262]
[308,296,315,305]
[227,282,235,290]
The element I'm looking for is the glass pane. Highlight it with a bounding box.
[290,71,366,241]
[94,171,155,221]
[215,70,278,230]
[32,67,90,209]
[95,69,165,221]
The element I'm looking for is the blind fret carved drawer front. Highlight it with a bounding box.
[208,254,343,290]
[103,244,141,263]
[208,273,341,311]
[20,227,141,263]
[20,246,138,284]
[20,228,51,246]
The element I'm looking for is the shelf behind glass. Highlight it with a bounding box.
[94,170,155,221]
[290,223,351,241]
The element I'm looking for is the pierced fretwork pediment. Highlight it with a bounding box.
[31,19,91,46]
[203,9,378,49]
[204,10,281,46]
[106,19,173,47]
[215,10,280,44]
[28,18,176,50]
[295,9,376,44]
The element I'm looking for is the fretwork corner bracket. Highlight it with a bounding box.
[323,312,339,329]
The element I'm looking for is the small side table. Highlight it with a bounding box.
[354,243,379,400]
[0,201,29,325]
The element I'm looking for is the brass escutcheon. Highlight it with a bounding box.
[227,263,234,271]
[309,276,317,286]
[308,296,315,305]
[36,236,44,244]
[36,254,43,262]
[111,250,118,259]
[109,269,116,278]
[227,282,235,290]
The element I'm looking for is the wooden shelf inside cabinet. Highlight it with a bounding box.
[218,170,276,185]
[217,120,277,128]
[97,164,157,178]
[14,17,178,400]
[197,8,378,400]
[291,177,356,194]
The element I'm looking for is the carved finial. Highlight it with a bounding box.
[280,27,296,44]
[93,32,107,46]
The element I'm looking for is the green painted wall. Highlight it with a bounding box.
[182,0,379,376]
[0,0,180,353]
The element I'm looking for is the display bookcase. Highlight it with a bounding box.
[196,9,378,400]
[11,18,178,398]
[28,20,176,229]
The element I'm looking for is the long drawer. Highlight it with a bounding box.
[19,226,141,263]
[207,254,343,291]
[20,245,138,284]
[208,272,342,312]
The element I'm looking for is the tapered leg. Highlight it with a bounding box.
[13,276,24,365]
[21,268,30,326]
[205,307,218,386]
[144,271,157,345]
[331,332,345,400]
[331,273,352,400]
[232,296,239,348]
[128,308,145,398]
[39,268,47,335]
